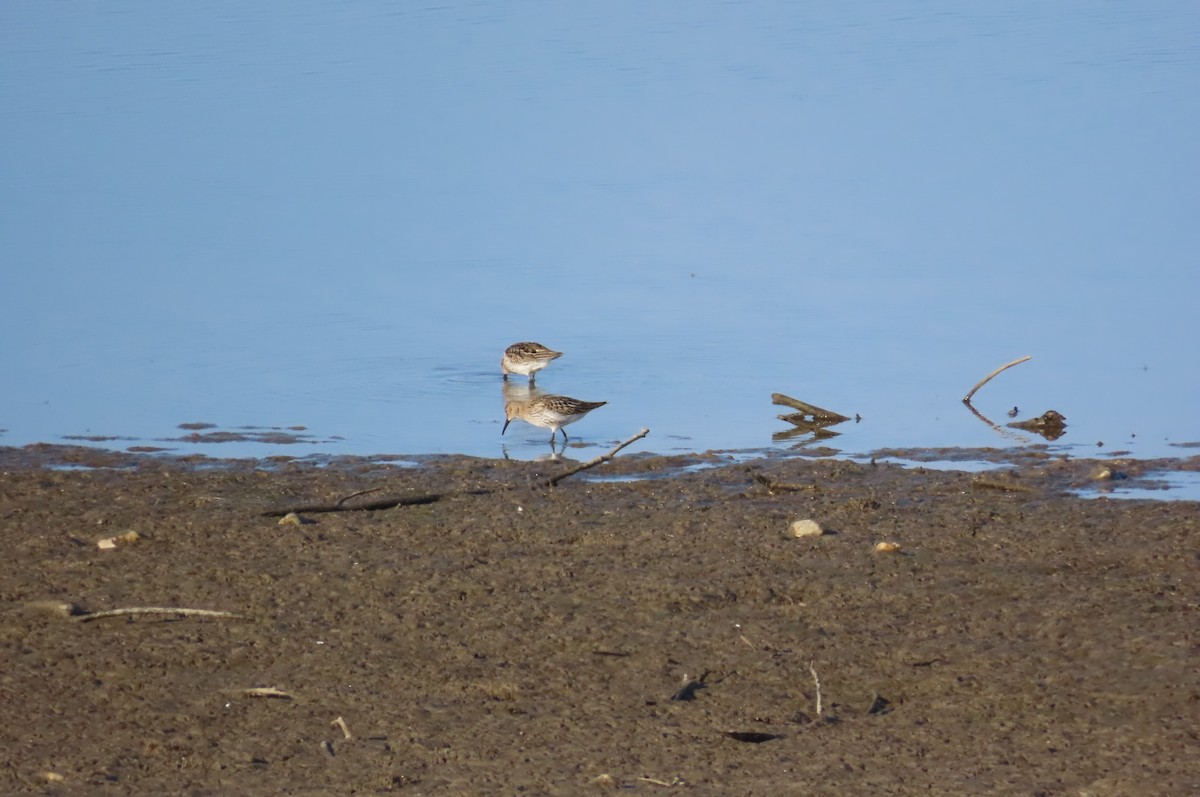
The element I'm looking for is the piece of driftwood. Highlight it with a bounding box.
[962,355,1032,403]
[772,393,851,423]
[1007,410,1067,441]
[262,427,650,516]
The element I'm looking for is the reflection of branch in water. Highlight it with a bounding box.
[965,402,1068,443]
[962,355,1032,403]
[963,400,1031,443]
[771,424,842,443]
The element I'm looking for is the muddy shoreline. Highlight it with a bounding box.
[1,444,1197,795]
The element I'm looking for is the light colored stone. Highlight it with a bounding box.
[97,530,140,549]
[788,519,825,538]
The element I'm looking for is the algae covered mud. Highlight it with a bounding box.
[1,446,1197,795]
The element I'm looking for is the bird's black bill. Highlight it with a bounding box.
[502,419,511,435]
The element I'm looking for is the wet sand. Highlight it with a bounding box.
[1,445,1197,795]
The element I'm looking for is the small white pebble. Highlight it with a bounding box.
[96,530,140,550]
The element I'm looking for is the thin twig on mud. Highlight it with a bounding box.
[809,659,823,719]
[638,776,688,787]
[331,716,352,739]
[544,427,650,487]
[241,687,293,699]
[336,487,383,508]
[962,355,1032,404]
[262,491,449,517]
[73,607,242,623]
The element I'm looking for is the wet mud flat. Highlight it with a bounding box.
[1,445,1197,795]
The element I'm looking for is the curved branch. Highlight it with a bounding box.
[963,356,1032,404]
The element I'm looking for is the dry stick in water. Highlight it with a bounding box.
[74,607,241,623]
[545,427,650,487]
[962,355,1033,404]
[771,393,850,422]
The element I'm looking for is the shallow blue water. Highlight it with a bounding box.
[2,2,1198,463]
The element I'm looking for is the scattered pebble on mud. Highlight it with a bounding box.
[787,518,825,538]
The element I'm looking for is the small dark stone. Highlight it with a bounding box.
[723,731,784,744]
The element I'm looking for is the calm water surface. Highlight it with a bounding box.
[2,2,1198,463]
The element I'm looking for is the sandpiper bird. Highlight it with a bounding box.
[503,394,607,444]
[501,341,562,383]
